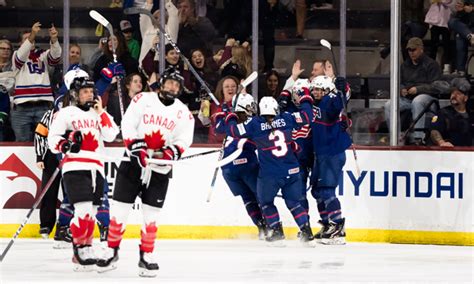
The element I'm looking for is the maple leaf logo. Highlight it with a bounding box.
[0,154,42,209]
[144,129,166,150]
[100,113,113,128]
[81,132,99,151]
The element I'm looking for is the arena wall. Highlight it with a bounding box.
[0,145,472,245]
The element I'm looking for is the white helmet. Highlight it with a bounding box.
[259,96,279,116]
[310,75,335,93]
[64,69,90,90]
[232,93,257,115]
[291,78,310,95]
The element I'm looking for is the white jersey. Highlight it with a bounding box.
[121,92,195,174]
[48,106,119,176]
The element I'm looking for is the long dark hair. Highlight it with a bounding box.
[103,30,129,59]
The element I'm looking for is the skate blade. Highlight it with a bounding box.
[97,263,117,273]
[266,240,286,247]
[139,268,157,277]
[73,264,96,272]
[321,237,346,245]
[53,241,72,249]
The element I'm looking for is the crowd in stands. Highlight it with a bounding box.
[0,0,472,146]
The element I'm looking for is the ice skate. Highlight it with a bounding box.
[265,222,285,247]
[53,225,72,249]
[256,219,268,240]
[299,223,316,247]
[138,250,159,277]
[72,244,96,272]
[96,246,119,273]
[39,227,50,239]
[321,218,346,245]
[314,220,329,243]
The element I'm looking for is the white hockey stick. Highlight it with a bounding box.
[207,71,259,202]
[123,7,220,106]
[89,10,125,117]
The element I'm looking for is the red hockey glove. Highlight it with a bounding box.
[128,139,148,168]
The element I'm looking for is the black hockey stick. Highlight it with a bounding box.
[124,7,220,106]
[89,10,125,117]
[0,159,64,262]
[321,38,361,177]
[399,99,437,144]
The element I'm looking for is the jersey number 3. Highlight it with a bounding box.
[268,130,288,157]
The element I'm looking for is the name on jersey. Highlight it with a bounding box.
[143,114,176,131]
[72,119,99,130]
[260,118,286,131]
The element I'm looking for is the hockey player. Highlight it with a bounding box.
[97,68,194,277]
[302,75,351,245]
[214,93,267,239]
[47,72,119,270]
[220,96,315,246]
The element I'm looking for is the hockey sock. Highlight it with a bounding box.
[311,187,328,224]
[300,197,309,213]
[58,194,74,227]
[241,194,263,226]
[107,200,132,248]
[319,187,342,223]
[70,202,94,245]
[140,204,161,253]
[285,200,309,228]
[261,204,281,228]
[96,179,111,227]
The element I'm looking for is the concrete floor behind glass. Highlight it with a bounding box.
[0,239,472,283]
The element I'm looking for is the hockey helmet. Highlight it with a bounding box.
[291,78,310,95]
[259,96,279,116]
[159,68,184,100]
[232,93,257,116]
[64,68,91,91]
[310,75,335,93]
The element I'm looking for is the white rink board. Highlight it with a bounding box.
[0,146,472,233]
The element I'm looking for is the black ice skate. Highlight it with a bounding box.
[72,244,96,272]
[39,227,50,239]
[256,219,268,240]
[321,218,346,245]
[98,224,109,243]
[299,223,316,247]
[265,222,285,247]
[53,224,72,249]
[96,246,119,273]
[138,250,159,277]
[314,220,330,243]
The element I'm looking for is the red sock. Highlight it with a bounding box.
[139,222,157,253]
[107,217,125,248]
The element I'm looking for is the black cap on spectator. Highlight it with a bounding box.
[451,78,471,96]
[120,20,133,33]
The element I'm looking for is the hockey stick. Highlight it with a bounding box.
[399,99,437,144]
[123,7,220,106]
[207,71,259,202]
[89,10,125,117]
[321,39,361,177]
[0,159,64,262]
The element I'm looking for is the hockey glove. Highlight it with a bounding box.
[128,139,148,169]
[340,114,352,132]
[335,77,347,93]
[221,103,231,114]
[100,62,125,82]
[159,145,181,161]
[277,90,291,110]
[59,130,82,154]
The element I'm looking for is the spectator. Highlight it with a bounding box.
[310,59,335,81]
[201,75,239,143]
[88,37,108,77]
[0,39,14,141]
[221,45,252,81]
[120,20,141,60]
[11,22,62,142]
[138,0,179,70]
[384,37,443,145]
[259,70,281,101]
[190,48,219,89]
[448,0,474,75]
[177,0,217,57]
[124,72,144,99]
[424,0,455,69]
[430,78,474,146]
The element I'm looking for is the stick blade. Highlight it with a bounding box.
[89,10,110,27]
[240,71,258,88]
[320,39,332,50]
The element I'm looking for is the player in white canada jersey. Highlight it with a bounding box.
[47,69,119,271]
[97,68,194,277]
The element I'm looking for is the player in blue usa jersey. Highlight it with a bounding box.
[221,96,315,246]
[302,75,352,245]
[214,93,267,239]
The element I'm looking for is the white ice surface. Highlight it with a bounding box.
[0,239,472,283]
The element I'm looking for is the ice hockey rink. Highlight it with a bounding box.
[0,239,472,283]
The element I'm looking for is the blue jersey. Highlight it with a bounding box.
[302,91,352,155]
[224,111,310,178]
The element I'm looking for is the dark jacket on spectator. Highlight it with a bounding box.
[177,17,217,57]
[401,54,442,96]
